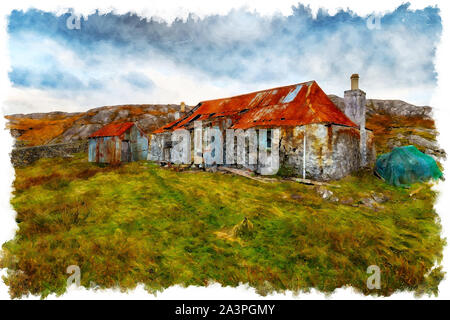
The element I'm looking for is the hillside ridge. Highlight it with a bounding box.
[5,98,444,159]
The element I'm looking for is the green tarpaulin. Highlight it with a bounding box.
[375,145,442,187]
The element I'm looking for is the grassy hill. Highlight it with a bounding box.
[0,154,444,298]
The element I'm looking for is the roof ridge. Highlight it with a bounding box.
[199,80,315,104]
[89,121,135,138]
[153,80,358,133]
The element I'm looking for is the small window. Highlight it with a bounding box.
[267,129,272,150]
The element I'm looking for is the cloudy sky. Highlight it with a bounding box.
[4,3,442,114]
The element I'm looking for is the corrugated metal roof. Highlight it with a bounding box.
[89,122,135,138]
[153,81,357,133]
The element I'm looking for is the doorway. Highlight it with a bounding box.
[121,140,131,162]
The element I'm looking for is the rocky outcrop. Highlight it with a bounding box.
[328,95,443,159]
[389,133,446,159]
[7,104,191,146]
[49,104,187,144]
[366,99,432,119]
[328,95,433,119]
[52,124,103,143]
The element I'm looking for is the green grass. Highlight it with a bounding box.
[0,153,445,298]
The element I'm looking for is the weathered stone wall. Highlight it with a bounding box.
[149,132,172,162]
[150,123,375,181]
[343,89,366,127]
[344,89,368,166]
[11,140,88,167]
[280,124,375,181]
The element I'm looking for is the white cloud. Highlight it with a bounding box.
[4,3,441,114]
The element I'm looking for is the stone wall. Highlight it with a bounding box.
[151,123,376,181]
[280,124,376,181]
[149,132,172,162]
[11,140,88,167]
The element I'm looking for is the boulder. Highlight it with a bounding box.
[315,186,334,200]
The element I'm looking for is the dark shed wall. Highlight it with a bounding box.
[88,136,121,163]
[89,124,149,163]
[124,125,149,161]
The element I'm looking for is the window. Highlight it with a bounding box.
[267,129,272,150]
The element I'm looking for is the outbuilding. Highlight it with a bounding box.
[88,122,148,163]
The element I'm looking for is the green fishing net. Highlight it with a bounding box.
[375,145,443,187]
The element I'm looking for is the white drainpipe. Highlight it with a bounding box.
[303,128,306,179]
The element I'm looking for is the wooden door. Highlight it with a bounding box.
[121,140,131,162]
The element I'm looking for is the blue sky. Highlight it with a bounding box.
[5,3,442,113]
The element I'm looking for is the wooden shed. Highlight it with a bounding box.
[88,122,148,163]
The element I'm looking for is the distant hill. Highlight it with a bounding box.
[6,104,188,147]
[5,98,444,159]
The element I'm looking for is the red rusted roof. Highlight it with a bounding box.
[153,81,357,133]
[89,122,135,138]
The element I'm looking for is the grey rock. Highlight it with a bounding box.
[330,196,340,203]
[315,186,333,200]
[370,192,389,203]
[114,109,130,121]
[408,135,438,151]
[50,124,102,143]
[367,99,432,119]
[328,95,432,119]
[137,114,158,128]
[407,135,445,159]
[360,197,377,209]
[90,109,115,124]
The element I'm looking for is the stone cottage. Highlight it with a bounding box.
[89,122,148,163]
[150,75,375,181]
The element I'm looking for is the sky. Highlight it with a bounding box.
[4,3,442,114]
